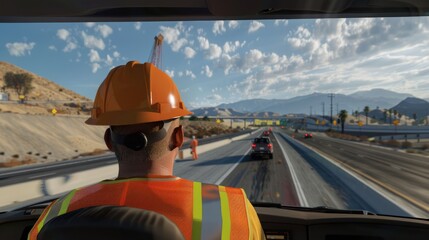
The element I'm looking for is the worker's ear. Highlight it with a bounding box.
[170,125,184,150]
[104,128,114,151]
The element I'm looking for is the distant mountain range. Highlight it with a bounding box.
[391,97,429,120]
[212,89,414,115]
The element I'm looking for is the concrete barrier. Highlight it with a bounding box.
[177,128,262,160]
[0,165,118,210]
[1,129,263,210]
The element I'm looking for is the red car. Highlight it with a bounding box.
[263,131,270,136]
[304,133,313,138]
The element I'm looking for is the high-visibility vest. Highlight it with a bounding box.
[29,176,262,240]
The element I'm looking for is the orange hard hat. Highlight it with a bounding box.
[86,61,192,126]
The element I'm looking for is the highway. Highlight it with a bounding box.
[0,128,428,219]
[286,129,429,216]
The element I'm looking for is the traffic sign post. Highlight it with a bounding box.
[51,108,57,116]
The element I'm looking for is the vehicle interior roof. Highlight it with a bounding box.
[1,0,429,22]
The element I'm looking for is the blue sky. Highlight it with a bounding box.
[1,18,429,109]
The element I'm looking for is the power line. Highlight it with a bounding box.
[328,93,335,124]
[321,102,325,119]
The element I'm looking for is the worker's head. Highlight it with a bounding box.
[86,61,192,165]
[192,135,196,140]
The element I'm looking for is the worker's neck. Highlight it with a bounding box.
[117,151,176,179]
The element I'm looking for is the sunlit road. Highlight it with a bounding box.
[1,127,428,219]
[286,129,429,216]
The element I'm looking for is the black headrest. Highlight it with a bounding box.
[38,205,185,240]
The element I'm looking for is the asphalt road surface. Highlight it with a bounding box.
[1,127,426,219]
[287,128,429,217]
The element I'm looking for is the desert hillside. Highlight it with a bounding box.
[0,113,106,167]
[0,61,92,115]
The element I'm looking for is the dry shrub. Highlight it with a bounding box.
[421,144,429,150]
[79,148,108,157]
[0,157,37,168]
[401,141,413,149]
[358,136,368,142]
[326,131,361,141]
[382,140,401,148]
[406,149,416,153]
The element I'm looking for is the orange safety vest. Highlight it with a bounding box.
[29,176,263,240]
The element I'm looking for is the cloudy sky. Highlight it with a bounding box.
[1,17,429,108]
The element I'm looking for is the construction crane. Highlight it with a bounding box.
[148,34,164,69]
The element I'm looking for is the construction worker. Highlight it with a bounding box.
[28,61,265,240]
[190,135,199,160]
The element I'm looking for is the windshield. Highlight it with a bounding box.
[0,18,428,219]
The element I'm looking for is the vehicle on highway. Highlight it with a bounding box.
[304,133,313,139]
[251,137,274,159]
[1,0,429,240]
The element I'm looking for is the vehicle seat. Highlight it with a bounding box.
[38,205,184,240]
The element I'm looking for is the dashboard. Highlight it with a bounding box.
[1,202,428,240]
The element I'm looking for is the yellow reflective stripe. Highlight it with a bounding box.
[59,189,77,215]
[36,206,53,232]
[192,182,203,240]
[219,186,231,240]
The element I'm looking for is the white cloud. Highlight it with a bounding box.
[207,94,222,101]
[197,28,204,35]
[113,51,120,58]
[223,41,244,54]
[198,36,210,50]
[202,65,213,78]
[57,28,78,52]
[95,24,113,38]
[81,32,105,50]
[184,46,196,59]
[165,70,175,78]
[185,70,196,79]
[172,38,188,52]
[248,21,265,33]
[88,49,101,62]
[48,45,57,51]
[106,54,113,66]
[274,20,289,26]
[206,43,222,60]
[85,22,96,28]
[5,42,35,56]
[63,42,77,52]
[91,63,101,73]
[159,22,188,52]
[213,21,226,35]
[134,22,142,30]
[228,21,239,29]
[178,71,184,77]
[57,29,70,40]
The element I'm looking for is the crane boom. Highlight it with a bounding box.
[148,34,164,69]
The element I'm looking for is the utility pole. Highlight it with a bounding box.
[336,103,339,116]
[310,106,312,116]
[321,102,325,119]
[328,93,335,124]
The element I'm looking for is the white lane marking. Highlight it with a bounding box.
[27,172,56,180]
[273,131,309,207]
[215,148,251,185]
[289,135,421,217]
[214,129,264,185]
